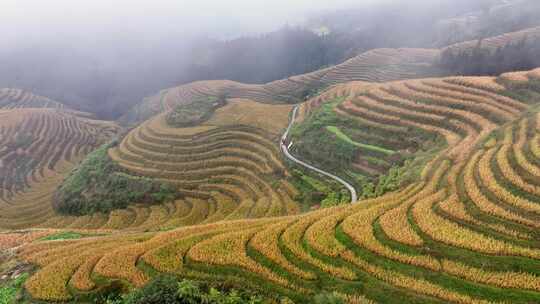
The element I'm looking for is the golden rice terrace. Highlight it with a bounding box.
[0,67,538,303]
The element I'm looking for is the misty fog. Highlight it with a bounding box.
[1,0,372,41]
[0,0,371,118]
[1,0,538,119]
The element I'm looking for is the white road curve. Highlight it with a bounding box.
[281,105,358,204]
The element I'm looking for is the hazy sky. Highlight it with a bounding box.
[1,0,375,43]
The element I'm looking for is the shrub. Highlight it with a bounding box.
[120,276,264,304]
[53,143,179,215]
[358,165,405,199]
[166,95,227,127]
[124,275,179,304]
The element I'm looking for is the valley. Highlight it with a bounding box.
[1,11,540,304]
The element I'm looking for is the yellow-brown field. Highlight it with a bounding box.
[6,68,540,303]
[206,98,293,134]
[0,107,122,231]
[0,99,299,232]
[0,108,119,203]
[107,98,300,227]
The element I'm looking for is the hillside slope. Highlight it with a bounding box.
[119,48,443,125]
[107,99,301,224]
[290,65,540,201]
[0,100,307,231]
[434,0,540,46]
[0,97,349,232]
[0,88,66,110]
[0,108,120,229]
[15,68,540,303]
[442,25,540,54]
[120,26,540,126]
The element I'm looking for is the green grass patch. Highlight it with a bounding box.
[0,273,28,304]
[39,231,84,241]
[326,126,395,155]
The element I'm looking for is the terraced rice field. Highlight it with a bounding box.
[120,26,540,126]
[0,109,119,203]
[109,99,301,226]
[443,25,540,55]
[0,161,188,231]
[0,230,59,251]
[0,108,121,230]
[14,69,540,303]
[0,101,300,232]
[0,88,65,110]
[299,69,533,177]
[119,48,442,125]
[317,48,441,85]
